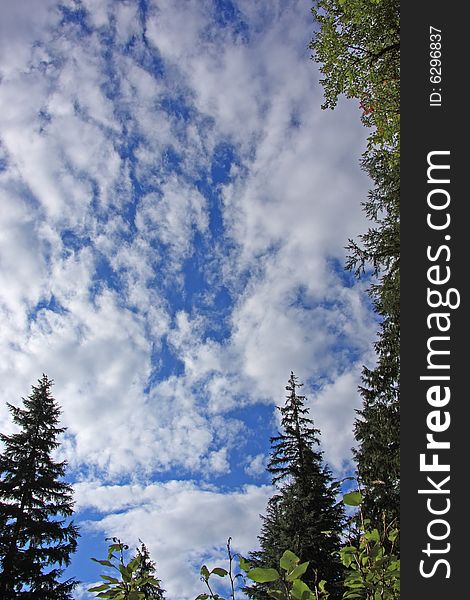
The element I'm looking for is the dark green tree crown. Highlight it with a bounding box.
[268,372,322,485]
[0,374,79,598]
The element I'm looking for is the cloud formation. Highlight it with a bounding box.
[0,1,374,595]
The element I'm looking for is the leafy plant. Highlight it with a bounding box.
[196,537,240,600]
[89,538,165,599]
[195,541,327,600]
[242,549,329,600]
[340,491,399,599]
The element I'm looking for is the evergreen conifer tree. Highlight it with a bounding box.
[246,373,344,599]
[0,375,79,598]
[347,148,400,532]
[310,0,400,534]
[133,541,166,599]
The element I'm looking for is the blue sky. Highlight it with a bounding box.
[0,1,374,597]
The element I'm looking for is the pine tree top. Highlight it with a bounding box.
[268,372,324,486]
[0,375,79,597]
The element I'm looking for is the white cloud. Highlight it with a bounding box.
[0,2,377,593]
[135,177,208,265]
[0,0,58,77]
[244,453,268,478]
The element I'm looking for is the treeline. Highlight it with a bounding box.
[309,0,400,531]
[0,0,399,597]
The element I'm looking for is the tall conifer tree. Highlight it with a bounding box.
[0,375,79,598]
[246,373,344,599]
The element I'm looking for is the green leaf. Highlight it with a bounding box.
[128,593,144,600]
[107,543,123,559]
[89,584,111,592]
[238,555,251,572]
[388,528,399,542]
[247,567,280,583]
[128,556,141,572]
[91,558,115,568]
[291,578,313,600]
[100,575,120,584]
[195,595,209,600]
[279,549,299,572]
[211,567,228,577]
[200,565,210,580]
[286,561,309,582]
[118,562,131,582]
[343,491,363,506]
[364,529,380,543]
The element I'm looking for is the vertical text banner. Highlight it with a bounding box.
[402,1,466,598]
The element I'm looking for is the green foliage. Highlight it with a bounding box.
[89,538,165,599]
[246,373,344,600]
[243,549,329,600]
[197,545,327,600]
[340,491,399,599]
[0,375,79,598]
[310,0,400,153]
[310,0,400,533]
[342,492,362,508]
[196,538,240,600]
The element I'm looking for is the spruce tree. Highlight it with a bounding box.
[347,147,400,532]
[134,541,166,599]
[246,373,344,599]
[0,375,79,598]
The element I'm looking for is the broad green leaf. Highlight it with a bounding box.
[247,567,280,583]
[343,491,363,506]
[195,594,209,600]
[290,578,312,600]
[128,593,144,600]
[286,561,309,581]
[200,565,210,580]
[364,529,380,543]
[388,528,399,542]
[280,549,299,572]
[211,567,228,577]
[238,555,251,572]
